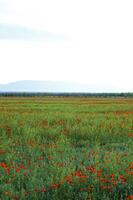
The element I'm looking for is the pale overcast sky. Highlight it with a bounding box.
[0,0,133,91]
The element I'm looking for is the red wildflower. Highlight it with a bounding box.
[65,175,72,183]
[18,163,26,169]
[4,191,11,196]
[87,186,92,192]
[0,162,10,175]
[48,156,52,160]
[112,181,117,186]
[37,157,44,161]
[12,195,19,200]
[79,188,85,192]
[126,195,133,200]
[15,168,20,173]
[51,183,60,189]
[100,178,106,183]
[102,185,108,190]
[110,174,115,178]
[34,188,39,192]
[129,162,133,169]
[23,172,27,176]
[86,166,96,174]
[119,175,127,183]
[129,171,133,176]
[97,170,102,178]
[75,171,87,179]
[0,162,7,168]
[42,187,47,192]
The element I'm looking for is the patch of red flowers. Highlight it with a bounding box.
[126,195,133,200]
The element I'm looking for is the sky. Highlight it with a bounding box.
[0,0,133,92]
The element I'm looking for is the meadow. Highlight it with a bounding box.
[0,97,133,200]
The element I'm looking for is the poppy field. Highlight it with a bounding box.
[0,97,133,200]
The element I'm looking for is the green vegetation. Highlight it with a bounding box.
[0,92,133,97]
[0,97,133,200]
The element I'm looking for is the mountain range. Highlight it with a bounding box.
[0,80,121,93]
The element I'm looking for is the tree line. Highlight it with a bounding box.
[0,92,133,97]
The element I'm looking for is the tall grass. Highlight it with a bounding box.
[0,97,133,200]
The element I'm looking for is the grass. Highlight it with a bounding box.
[0,97,133,200]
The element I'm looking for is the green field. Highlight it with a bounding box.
[0,97,133,200]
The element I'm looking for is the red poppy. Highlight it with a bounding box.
[126,195,133,200]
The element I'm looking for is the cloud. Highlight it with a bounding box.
[0,23,66,41]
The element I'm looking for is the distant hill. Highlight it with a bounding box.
[0,80,123,93]
[0,80,92,92]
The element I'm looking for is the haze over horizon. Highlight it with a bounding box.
[0,0,133,92]
[0,80,132,93]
